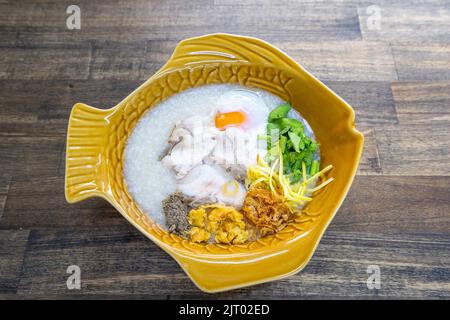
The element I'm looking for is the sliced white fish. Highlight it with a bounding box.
[177,164,246,208]
[161,116,219,178]
[209,127,264,180]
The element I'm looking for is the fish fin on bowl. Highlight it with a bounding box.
[159,33,300,71]
[65,103,114,203]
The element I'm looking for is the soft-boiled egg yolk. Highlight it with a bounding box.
[215,111,247,130]
[215,89,269,131]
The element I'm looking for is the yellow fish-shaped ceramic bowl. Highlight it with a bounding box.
[65,34,364,292]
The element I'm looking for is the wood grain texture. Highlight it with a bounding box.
[392,44,450,80]
[0,0,361,44]
[0,137,64,179]
[0,176,123,229]
[0,40,401,82]
[334,176,450,234]
[358,4,450,42]
[0,80,142,136]
[0,44,92,80]
[392,82,450,124]
[273,41,398,81]
[325,81,398,125]
[357,127,383,175]
[0,0,449,299]
[0,175,11,220]
[0,230,30,293]
[89,41,148,80]
[16,229,450,298]
[376,124,450,175]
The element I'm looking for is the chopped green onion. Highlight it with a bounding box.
[310,160,319,176]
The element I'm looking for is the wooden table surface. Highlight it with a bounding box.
[0,0,449,299]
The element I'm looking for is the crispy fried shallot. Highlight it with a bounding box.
[241,186,292,236]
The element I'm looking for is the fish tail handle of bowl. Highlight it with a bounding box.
[65,103,114,203]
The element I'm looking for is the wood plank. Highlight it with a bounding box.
[1,45,446,88]
[0,1,361,44]
[217,0,450,5]
[0,175,11,221]
[89,41,147,80]
[376,124,450,175]
[358,4,450,42]
[333,176,450,234]
[0,137,63,179]
[0,44,92,80]
[0,293,170,299]
[273,41,398,81]
[208,2,361,41]
[357,127,383,175]
[17,226,181,294]
[0,230,30,293]
[0,176,125,229]
[392,44,450,81]
[0,80,143,136]
[250,232,449,299]
[16,229,450,298]
[0,175,10,195]
[0,41,397,83]
[392,81,450,124]
[216,232,450,299]
[325,81,398,125]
